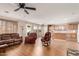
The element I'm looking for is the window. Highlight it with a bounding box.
[38,26,41,30]
[0,19,18,34]
[33,25,37,30]
[26,24,32,33]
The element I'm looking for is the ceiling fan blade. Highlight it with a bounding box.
[24,9,29,14]
[14,8,20,11]
[25,7,36,10]
[19,3,22,6]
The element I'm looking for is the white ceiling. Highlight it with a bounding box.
[0,3,79,24]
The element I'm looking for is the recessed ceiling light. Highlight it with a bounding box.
[5,11,9,13]
[72,12,75,15]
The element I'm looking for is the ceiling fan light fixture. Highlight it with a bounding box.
[5,11,9,13]
[14,3,36,14]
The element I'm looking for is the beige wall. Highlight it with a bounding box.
[18,21,27,37]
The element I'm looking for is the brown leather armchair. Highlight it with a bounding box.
[41,32,51,41]
[25,33,37,44]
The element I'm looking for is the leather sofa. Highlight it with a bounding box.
[0,33,22,48]
[25,32,37,44]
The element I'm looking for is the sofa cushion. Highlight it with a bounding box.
[0,40,6,45]
[1,35,11,40]
[5,39,14,43]
[0,44,8,48]
[14,39,21,42]
[0,35,2,40]
[11,33,19,39]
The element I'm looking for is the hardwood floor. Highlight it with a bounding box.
[0,38,79,56]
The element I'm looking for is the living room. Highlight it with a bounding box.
[0,3,79,56]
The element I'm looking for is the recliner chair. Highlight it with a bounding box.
[25,32,37,44]
[41,32,51,46]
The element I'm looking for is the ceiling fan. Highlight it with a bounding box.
[14,3,36,14]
